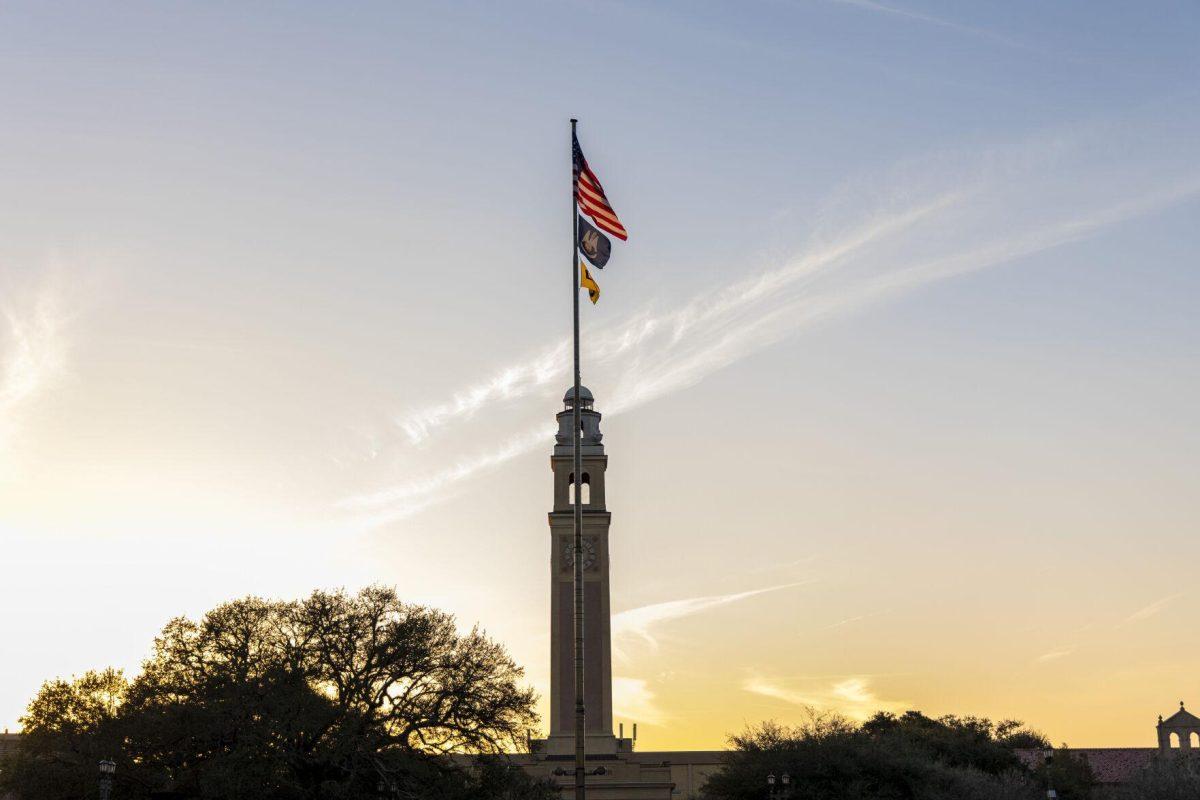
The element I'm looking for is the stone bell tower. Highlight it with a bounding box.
[526,387,675,799]
[546,385,619,755]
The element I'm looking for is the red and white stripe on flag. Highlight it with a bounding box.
[576,165,627,241]
[573,134,628,241]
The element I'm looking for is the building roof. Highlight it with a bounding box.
[1016,748,1158,785]
[1160,702,1200,728]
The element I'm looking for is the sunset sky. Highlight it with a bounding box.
[2,1,1198,750]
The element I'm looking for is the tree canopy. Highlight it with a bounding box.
[700,708,1096,800]
[1111,754,1200,800]
[0,586,554,800]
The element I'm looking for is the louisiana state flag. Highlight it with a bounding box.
[578,216,611,268]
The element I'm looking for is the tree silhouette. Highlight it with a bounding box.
[0,586,553,800]
[700,708,1091,800]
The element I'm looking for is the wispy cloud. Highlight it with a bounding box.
[613,581,812,649]
[1034,648,1075,664]
[822,611,887,631]
[612,676,669,727]
[821,0,1030,51]
[336,425,549,525]
[399,343,568,445]
[397,191,957,440]
[344,195,954,522]
[344,115,1200,525]
[1119,593,1186,628]
[0,280,67,474]
[744,673,908,720]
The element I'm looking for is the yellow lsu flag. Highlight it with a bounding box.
[580,261,600,304]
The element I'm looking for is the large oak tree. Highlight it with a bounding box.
[1,586,553,800]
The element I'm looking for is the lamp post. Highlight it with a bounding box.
[98,759,116,800]
[766,771,792,799]
[1044,748,1057,800]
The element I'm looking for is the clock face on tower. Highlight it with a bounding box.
[561,537,598,571]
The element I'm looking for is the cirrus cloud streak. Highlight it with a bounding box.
[343,115,1200,526]
[1,280,68,474]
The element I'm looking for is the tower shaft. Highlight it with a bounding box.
[547,387,617,754]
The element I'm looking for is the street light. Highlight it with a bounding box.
[767,771,793,799]
[98,759,116,800]
[1044,748,1057,800]
[376,770,404,798]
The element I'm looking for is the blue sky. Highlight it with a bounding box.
[1,0,1198,747]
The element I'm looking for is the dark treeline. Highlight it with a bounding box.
[3,587,1198,799]
[0,586,555,800]
[702,710,1200,800]
[702,711,1076,800]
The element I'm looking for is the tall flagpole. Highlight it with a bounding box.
[570,117,587,800]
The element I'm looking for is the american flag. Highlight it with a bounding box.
[573,133,628,241]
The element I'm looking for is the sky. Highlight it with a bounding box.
[1,0,1198,750]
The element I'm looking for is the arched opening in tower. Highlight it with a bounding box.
[568,472,591,506]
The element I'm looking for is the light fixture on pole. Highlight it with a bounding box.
[1044,748,1057,800]
[98,759,116,800]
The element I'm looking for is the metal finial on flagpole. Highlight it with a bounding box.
[570,117,587,800]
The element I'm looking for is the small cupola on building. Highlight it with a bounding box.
[1157,701,1200,751]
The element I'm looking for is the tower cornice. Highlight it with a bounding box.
[548,510,613,523]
